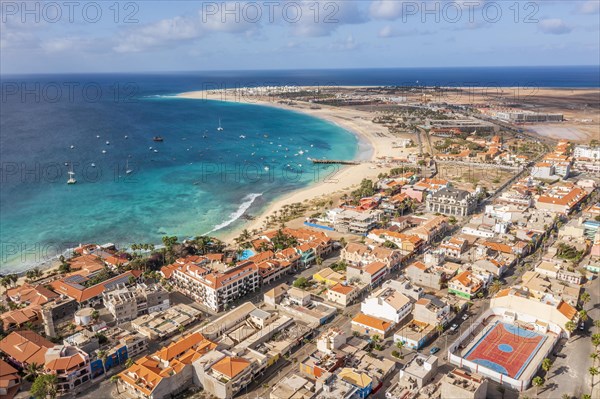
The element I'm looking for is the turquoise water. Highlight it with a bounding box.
[1,86,358,273]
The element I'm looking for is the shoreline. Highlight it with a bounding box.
[177,89,411,242]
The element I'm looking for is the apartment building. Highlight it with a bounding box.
[44,345,92,393]
[103,283,170,323]
[341,243,403,270]
[426,187,477,217]
[168,261,260,312]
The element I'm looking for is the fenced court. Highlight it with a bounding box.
[464,321,547,379]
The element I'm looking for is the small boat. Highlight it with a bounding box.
[96,135,100,138]
[217,119,224,131]
[264,166,269,171]
[263,134,269,138]
[67,164,76,184]
[102,150,107,154]
[153,149,159,153]
[298,150,304,155]
[106,141,110,145]
[70,145,75,149]
[125,160,133,175]
[124,135,128,139]
[153,136,164,142]
[149,146,153,150]
[91,163,96,167]
[239,135,246,139]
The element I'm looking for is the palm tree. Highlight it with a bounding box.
[110,375,121,394]
[579,309,588,323]
[97,349,108,378]
[541,358,553,374]
[24,362,42,382]
[489,279,502,295]
[31,374,57,399]
[565,320,577,336]
[590,352,598,365]
[178,325,186,339]
[435,324,444,335]
[91,310,100,322]
[594,320,600,333]
[125,358,135,368]
[580,291,591,306]
[532,376,544,396]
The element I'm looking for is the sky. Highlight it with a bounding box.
[1,0,599,74]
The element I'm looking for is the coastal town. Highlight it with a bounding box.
[1,86,599,399]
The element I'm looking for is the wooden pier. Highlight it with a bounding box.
[311,159,361,165]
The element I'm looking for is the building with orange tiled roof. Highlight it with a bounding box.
[44,345,91,393]
[119,332,218,399]
[448,271,483,299]
[367,229,424,256]
[326,283,363,307]
[407,215,450,244]
[166,261,259,312]
[535,184,587,214]
[351,313,393,337]
[347,261,388,287]
[341,243,403,271]
[0,306,43,332]
[256,259,291,285]
[50,270,143,306]
[439,236,468,259]
[0,359,20,399]
[0,330,54,368]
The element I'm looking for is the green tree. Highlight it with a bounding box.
[542,358,553,373]
[24,362,42,382]
[489,279,503,296]
[31,374,58,399]
[293,277,309,289]
[532,376,544,396]
[565,320,577,335]
[580,291,591,306]
[125,358,135,368]
[91,310,100,321]
[579,310,588,323]
[592,333,600,349]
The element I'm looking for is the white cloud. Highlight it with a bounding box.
[369,0,407,20]
[287,1,367,37]
[114,16,204,53]
[538,18,573,35]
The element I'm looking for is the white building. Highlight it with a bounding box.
[361,286,412,323]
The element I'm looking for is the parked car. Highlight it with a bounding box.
[461,313,469,321]
[554,352,567,359]
[429,347,441,355]
[449,323,459,332]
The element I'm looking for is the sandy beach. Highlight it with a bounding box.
[177,89,416,241]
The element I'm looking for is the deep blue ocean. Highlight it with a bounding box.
[1,66,598,272]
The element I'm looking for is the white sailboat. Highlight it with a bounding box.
[67,164,76,184]
[126,159,133,175]
[217,118,224,131]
